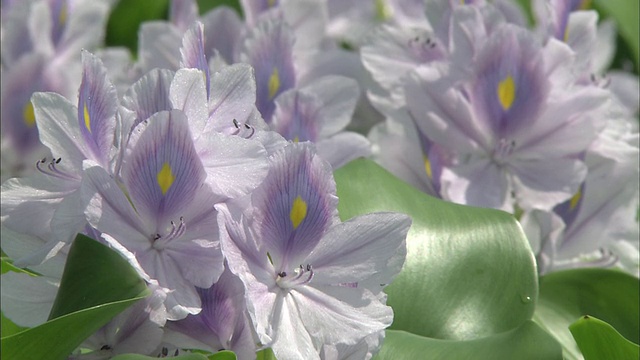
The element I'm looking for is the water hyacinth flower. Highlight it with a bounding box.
[217,143,411,359]
[82,109,225,320]
[271,76,371,168]
[1,51,120,267]
[404,20,610,212]
[0,0,112,179]
[164,266,258,359]
[522,119,640,275]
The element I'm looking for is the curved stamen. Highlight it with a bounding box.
[276,264,314,289]
[35,157,79,181]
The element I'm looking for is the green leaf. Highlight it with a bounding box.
[1,234,150,360]
[111,353,211,360]
[49,234,149,319]
[334,159,538,340]
[1,297,144,360]
[256,348,277,360]
[105,0,170,53]
[375,321,562,360]
[534,268,640,359]
[593,0,640,70]
[570,315,640,360]
[209,350,238,360]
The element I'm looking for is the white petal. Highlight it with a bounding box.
[0,272,59,327]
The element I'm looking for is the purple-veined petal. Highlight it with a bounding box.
[121,110,206,223]
[241,0,280,26]
[0,226,68,279]
[252,143,339,269]
[77,50,119,167]
[241,18,296,122]
[305,212,410,287]
[122,68,175,129]
[180,21,210,97]
[405,66,490,155]
[271,89,322,142]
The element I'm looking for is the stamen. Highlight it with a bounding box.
[35,157,79,181]
[276,264,314,289]
[227,119,256,139]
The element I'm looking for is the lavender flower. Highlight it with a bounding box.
[217,143,410,359]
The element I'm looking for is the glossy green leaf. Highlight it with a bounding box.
[111,353,211,360]
[534,268,640,359]
[334,159,538,340]
[570,315,639,360]
[1,297,144,360]
[593,0,640,70]
[49,234,149,319]
[209,350,238,360]
[375,321,562,360]
[105,0,170,53]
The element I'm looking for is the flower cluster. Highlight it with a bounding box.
[361,0,639,275]
[1,0,412,359]
[1,0,638,359]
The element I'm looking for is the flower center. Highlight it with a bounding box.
[276,264,314,289]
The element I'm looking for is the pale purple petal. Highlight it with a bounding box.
[1,54,46,154]
[316,132,372,169]
[170,68,209,137]
[55,1,110,63]
[305,212,410,286]
[441,158,512,211]
[31,92,88,174]
[510,157,587,211]
[200,7,243,64]
[82,161,150,250]
[207,63,259,133]
[241,18,296,122]
[138,22,182,72]
[77,50,119,167]
[170,0,199,32]
[301,75,360,137]
[122,110,206,223]
[0,272,59,327]
[252,143,339,269]
[180,21,210,97]
[196,131,269,200]
[122,68,175,128]
[293,286,393,347]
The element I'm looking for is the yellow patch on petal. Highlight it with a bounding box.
[268,67,280,100]
[579,0,592,10]
[290,195,307,229]
[563,25,570,42]
[157,162,176,195]
[58,2,68,25]
[293,136,299,143]
[374,0,393,21]
[497,75,516,111]
[23,102,36,128]
[83,103,91,133]
[267,0,277,8]
[424,155,433,179]
[569,188,582,210]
